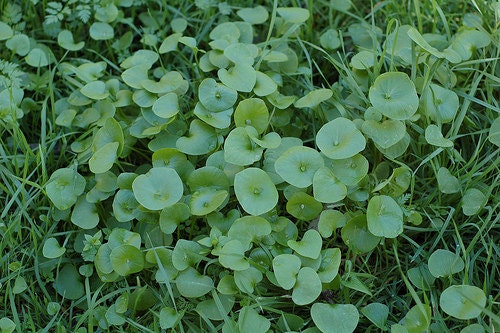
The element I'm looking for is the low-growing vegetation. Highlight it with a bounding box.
[0,0,499,332]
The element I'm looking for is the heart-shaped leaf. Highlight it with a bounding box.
[286,192,323,221]
[366,195,404,238]
[57,30,85,51]
[369,72,419,120]
[159,203,190,234]
[341,214,381,254]
[237,6,269,24]
[234,168,278,216]
[318,210,346,237]
[152,92,179,118]
[89,142,119,174]
[54,264,85,300]
[462,188,486,216]
[246,126,281,149]
[277,7,310,23]
[176,267,214,298]
[317,248,341,283]
[218,239,249,271]
[292,267,322,305]
[275,146,324,188]
[6,34,30,56]
[46,167,86,210]
[361,303,389,330]
[311,303,359,333]
[132,167,183,210]
[176,119,218,155]
[224,127,264,166]
[425,124,453,147]
[423,84,459,123]
[287,229,322,259]
[71,196,99,229]
[320,29,341,50]
[234,98,269,134]
[194,102,233,129]
[234,266,263,294]
[329,154,369,186]
[89,22,114,40]
[43,237,66,259]
[440,285,486,320]
[189,188,228,216]
[218,64,256,92]
[272,254,302,290]
[0,21,13,40]
[316,117,366,159]
[254,71,278,96]
[198,78,238,112]
[437,167,460,194]
[238,306,270,333]
[172,240,204,271]
[227,216,272,248]
[224,43,259,66]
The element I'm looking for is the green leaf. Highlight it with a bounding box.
[488,117,500,147]
[440,285,486,320]
[408,264,435,290]
[462,188,486,216]
[159,203,190,234]
[361,303,389,330]
[313,167,347,203]
[43,237,66,259]
[428,249,465,277]
[218,239,249,271]
[71,196,99,229]
[6,34,30,56]
[287,229,322,259]
[450,28,491,61]
[57,30,85,51]
[0,22,13,40]
[292,267,322,305]
[159,33,182,53]
[196,294,235,321]
[176,119,218,155]
[318,210,346,237]
[110,244,144,276]
[198,78,238,112]
[234,98,269,134]
[294,89,332,108]
[423,84,459,123]
[194,102,233,129]
[234,168,278,216]
[189,188,228,216]
[54,264,85,300]
[121,64,150,89]
[224,127,264,166]
[254,71,278,97]
[369,72,419,120]
[238,306,271,333]
[218,64,256,92]
[425,124,453,147]
[317,248,341,283]
[277,7,310,23]
[341,214,381,254]
[89,142,119,174]
[227,216,272,248]
[224,43,259,66]
[311,303,359,333]
[461,324,485,333]
[437,167,460,194]
[246,126,281,149]
[362,119,406,149]
[108,228,141,249]
[329,154,369,186]
[320,29,341,50]
[0,317,15,333]
[275,146,324,188]
[152,92,179,118]
[316,117,366,159]
[89,22,114,40]
[176,267,214,298]
[273,254,302,290]
[366,195,404,238]
[46,167,86,210]
[237,6,269,24]
[351,50,377,69]
[132,167,183,210]
[159,307,180,329]
[172,240,204,271]
[25,48,54,67]
[403,304,431,332]
[286,192,323,221]
[234,267,263,294]
[13,276,27,294]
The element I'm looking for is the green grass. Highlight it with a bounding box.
[0,0,499,332]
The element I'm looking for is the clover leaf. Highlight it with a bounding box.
[369,72,419,120]
[132,167,183,210]
[316,117,366,159]
[234,168,278,216]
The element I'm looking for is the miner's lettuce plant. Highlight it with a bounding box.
[0,0,499,332]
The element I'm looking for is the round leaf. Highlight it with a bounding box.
[25,48,54,67]
[440,285,486,320]
[277,7,310,23]
[218,64,256,92]
[198,78,237,112]
[423,84,459,123]
[254,71,278,96]
[311,303,359,333]
[330,154,369,186]
[320,29,341,50]
[224,43,259,66]
[132,167,183,210]
[6,34,30,56]
[237,6,269,24]
[488,117,500,147]
[234,168,278,216]
[286,192,323,221]
[275,146,324,188]
[89,142,119,174]
[313,167,347,203]
[366,195,404,238]
[341,214,381,254]
[317,248,342,283]
[159,203,190,234]
[292,267,322,305]
[234,266,263,294]
[110,244,144,276]
[0,21,13,40]
[54,264,84,300]
[194,102,233,129]
[462,188,486,216]
[369,72,419,120]
[316,117,366,159]
[71,196,99,229]
[361,303,389,330]
[362,119,406,149]
[238,306,271,333]
[428,249,465,277]
[189,188,228,216]
[437,167,460,194]
[227,216,272,247]
[89,22,114,40]
[46,167,86,210]
[224,127,264,166]
[272,254,301,290]
[234,98,269,134]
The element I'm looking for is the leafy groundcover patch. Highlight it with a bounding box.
[0,0,499,332]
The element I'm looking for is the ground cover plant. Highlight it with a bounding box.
[0,0,499,332]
